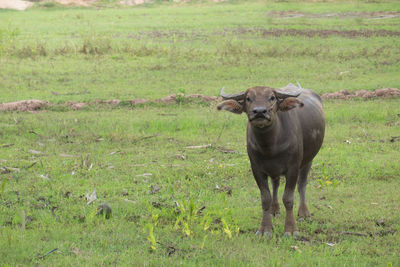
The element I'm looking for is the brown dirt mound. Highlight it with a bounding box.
[1,89,398,112]
[66,102,88,110]
[129,98,149,105]
[321,88,400,100]
[0,100,48,112]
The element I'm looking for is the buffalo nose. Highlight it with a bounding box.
[252,107,267,115]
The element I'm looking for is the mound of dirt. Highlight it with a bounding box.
[321,88,400,100]
[129,98,149,105]
[1,88,399,112]
[91,99,121,105]
[65,101,88,110]
[0,100,48,112]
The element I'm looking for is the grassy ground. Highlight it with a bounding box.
[1,1,399,102]
[1,1,400,266]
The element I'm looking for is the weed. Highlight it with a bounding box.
[16,42,48,58]
[143,223,157,251]
[0,24,20,56]
[173,198,200,237]
[80,33,112,55]
[0,178,7,197]
[176,89,186,105]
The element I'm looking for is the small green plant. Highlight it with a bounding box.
[80,33,112,55]
[176,88,186,105]
[0,178,7,197]
[314,161,340,188]
[174,198,199,237]
[0,24,20,56]
[221,218,239,239]
[85,206,99,223]
[317,176,339,188]
[143,223,157,251]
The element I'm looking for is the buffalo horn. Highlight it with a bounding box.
[220,87,246,101]
[274,83,303,99]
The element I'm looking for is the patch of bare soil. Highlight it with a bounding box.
[119,0,224,5]
[0,0,101,9]
[155,94,218,104]
[1,89,398,112]
[267,11,400,20]
[236,28,400,38]
[129,98,149,105]
[65,102,88,110]
[0,0,33,10]
[0,100,48,112]
[54,0,97,6]
[321,88,400,100]
[91,99,121,105]
[119,0,152,5]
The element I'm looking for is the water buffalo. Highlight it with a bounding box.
[217,83,325,236]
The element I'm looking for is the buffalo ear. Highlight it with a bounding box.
[217,100,244,114]
[278,97,304,111]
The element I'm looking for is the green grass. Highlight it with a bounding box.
[0,1,399,102]
[1,1,400,266]
[1,100,400,266]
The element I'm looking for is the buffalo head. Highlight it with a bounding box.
[217,83,304,128]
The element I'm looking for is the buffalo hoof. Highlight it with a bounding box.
[284,231,300,237]
[298,207,311,219]
[255,231,272,238]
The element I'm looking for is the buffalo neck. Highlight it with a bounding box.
[247,118,283,154]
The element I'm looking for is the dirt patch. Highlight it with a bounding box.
[0,0,33,10]
[0,0,99,9]
[236,28,400,38]
[65,102,88,110]
[1,89,398,112]
[91,99,121,105]
[0,100,48,112]
[129,98,149,105]
[119,0,152,5]
[267,11,400,20]
[186,94,218,102]
[322,88,400,100]
[54,0,98,6]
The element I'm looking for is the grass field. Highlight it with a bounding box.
[1,0,400,266]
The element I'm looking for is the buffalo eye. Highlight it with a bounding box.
[270,95,275,101]
[246,96,251,102]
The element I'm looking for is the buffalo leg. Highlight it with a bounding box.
[282,169,299,236]
[271,177,280,216]
[298,162,312,219]
[252,169,273,236]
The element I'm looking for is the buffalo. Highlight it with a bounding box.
[217,83,325,236]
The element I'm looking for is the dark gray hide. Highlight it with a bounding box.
[217,84,325,236]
